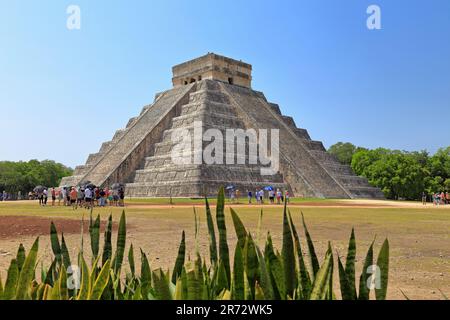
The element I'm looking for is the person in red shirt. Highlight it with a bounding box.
[70,187,78,210]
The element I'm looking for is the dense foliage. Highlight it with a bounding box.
[329,143,450,200]
[0,160,72,193]
[0,187,389,300]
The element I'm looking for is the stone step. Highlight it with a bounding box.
[189,89,230,104]
[294,128,311,140]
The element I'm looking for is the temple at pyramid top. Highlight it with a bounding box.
[172,53,252,88]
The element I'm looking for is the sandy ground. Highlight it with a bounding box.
[0,200,449,300]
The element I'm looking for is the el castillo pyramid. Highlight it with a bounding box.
[60,53,384,199]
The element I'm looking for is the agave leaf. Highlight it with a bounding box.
[3,259,19,300]
[50,222,62,265]
[231,243,245,300]
[60,233,71,269]
[287,211,311,299]
[301,213,320,277]
[358,240,374,300]
[152,269,173,300]
[205,196,218,266]
[171,231,186,284]
[16,238,39,300]
[89,259,111,300]
[344,228,357,298]
[281,204,296,297]
[375,239,389,300]
[310,248,333,300]
[438,289,448,300]
[112,211,127,273]
[216,187,231,286]
[128,243,135,278]
[102,214,113,266]
[16,244,26,272]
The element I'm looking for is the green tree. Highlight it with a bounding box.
[0,160,72,194]
[328,142,367,166]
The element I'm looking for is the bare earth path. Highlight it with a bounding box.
[0,199,448,300]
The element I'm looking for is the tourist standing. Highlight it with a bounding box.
[57,188,63,206]
[43,188,48,206]
[51,188,56,206]
[2,190,6,201]
[422,192,427,205]
[235,189,240,203]
[276,189,282,204]
[269,190,274,204]
[85,187,93,209]
[69,187,78,209]
[285,191,290,204]
[247,190,252,204]
[118,187,125,207]
[99,189,106,207]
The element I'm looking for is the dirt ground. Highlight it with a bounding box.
[0,199,448,300]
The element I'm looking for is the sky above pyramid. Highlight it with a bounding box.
[1,0,449,167]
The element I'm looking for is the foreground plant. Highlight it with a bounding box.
[0,187,389,300]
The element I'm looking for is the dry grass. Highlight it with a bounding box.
[0,200,449,300]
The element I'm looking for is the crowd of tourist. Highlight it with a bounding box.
[30,186,125,209]
[424,191,450,206]
[228,188,290,205]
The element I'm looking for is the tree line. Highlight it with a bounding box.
[0,160,73,194]
[328,142,450,200]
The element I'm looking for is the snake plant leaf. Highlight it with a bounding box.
[231,242,245,300]
[375,239,389,300]
[358,240,374,300]
[128,243,135,278]
[281,204,296,297]
[205,196,218,266]
[301,213,320,278]
[89,214,101,259]
[310,248,333,300]
[102,214,113,266]
[112,211,127,273]
[244,235,259,298]
[60,233,71,269]
[230,208,247,249]
[77,254,90,300]
[152,268,173,300]
[16,244,26,272]
[172,231,186,284]
[338,255,353,300]
[89,259,111,300]
[216,186,231,285]
[50,222,62,265]
[255,245,274,300]
[3,259,19,300]
[15,237,39,300]
[344,228,357,298]
[287,211,311,299]
[140,249,152,299]
[265,233,285,299]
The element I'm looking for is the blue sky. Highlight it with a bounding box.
[1,0,449,168]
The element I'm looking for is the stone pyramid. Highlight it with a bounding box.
[60,53,384,199]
